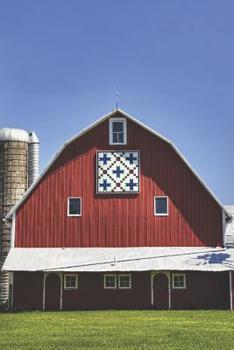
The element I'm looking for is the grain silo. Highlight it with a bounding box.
[0,128,39,307]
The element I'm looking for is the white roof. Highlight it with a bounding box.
[0,128,29,142]
[225,206,234,247]
[5,108,232,220]
[2,247,234,272]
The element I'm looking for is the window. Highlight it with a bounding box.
[104,274,117,289]
[109,118,127,145]
[67,197,82,216]
[118,274,132,289]
[64,274,78,289]
[154,196,168,216]
[172,274,186,289]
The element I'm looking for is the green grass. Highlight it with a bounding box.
[0,310,234,350]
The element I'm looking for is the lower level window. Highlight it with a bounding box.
[172,273,186,289]
[64,274,78,289]
[118,274,131,289]
[104,274,117,289]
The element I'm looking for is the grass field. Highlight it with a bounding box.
[0,310,234,350]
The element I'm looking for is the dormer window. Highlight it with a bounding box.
[109,118,127,145]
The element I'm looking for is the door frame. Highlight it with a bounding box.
[43,272,63,311]
[151,271,171,309]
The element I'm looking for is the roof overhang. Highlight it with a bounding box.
[2,247,234,273]
[5,108,232,221]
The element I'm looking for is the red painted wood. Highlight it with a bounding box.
[45,273,60,310]
[63,272,151,310]
[12,271,230,310]
[153,273,169,309]
[232,272,234,309]
[13,272,43,310]
[15,112,223,248]
[171,271,230,309]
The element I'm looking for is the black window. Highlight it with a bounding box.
[172,274,186,289]
[155,197,168,215]
[109,118,126,144]
[64,274,78,289]
[112,122,124,143]
[68,197,81,216]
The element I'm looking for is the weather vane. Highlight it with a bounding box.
[114,91,119,110]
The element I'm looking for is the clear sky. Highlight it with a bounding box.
[0,0,233,204]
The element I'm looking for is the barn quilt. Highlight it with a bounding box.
[97,151,139,193]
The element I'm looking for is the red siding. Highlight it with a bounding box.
[232,272,234,309]
[13,272,43,310]
[12,271,230,310]
[15,112,223,248]
[171,271,230,309]
[63,272,151,310]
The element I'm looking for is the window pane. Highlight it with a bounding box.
[109,119,126,145]
[105,275,116,288]
[113,133,118,143]
[112,121,123,132]
[173,275,185,288]
[156,197,167,214]
[117,132,124,143]
[65,275,77,288]
[69,198,80,215]
[112,132,124,144]
[119,275,131,288]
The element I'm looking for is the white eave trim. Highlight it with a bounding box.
[5,108,232,221]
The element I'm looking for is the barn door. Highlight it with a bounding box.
[153,273,169,309]
[45,273,61,310]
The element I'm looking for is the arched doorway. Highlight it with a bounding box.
[45,273,61,310]
[153,273,169,309]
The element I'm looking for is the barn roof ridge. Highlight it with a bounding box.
[5,108,232,221]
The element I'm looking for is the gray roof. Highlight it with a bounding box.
[225,206,234,247]
[0,128,40,144]
[2,247,234,272]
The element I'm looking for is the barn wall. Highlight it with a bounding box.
[12,271,230,310]
[232,272,234,310]
[13,272,43,310]
[63,272,151,310]
[171,271,230,309]
[15,113,223,248]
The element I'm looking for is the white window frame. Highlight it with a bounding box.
[67,197,82,217]
[104,274,117,289]
[172,273,186,289]
[118,274,132,289]
[64,274,78,290]
[109,118,127,145]
[154,196,169,216]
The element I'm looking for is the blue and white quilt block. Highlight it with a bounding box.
[97,151,139,193]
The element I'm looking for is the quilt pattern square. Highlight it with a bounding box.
[97,151,139,193]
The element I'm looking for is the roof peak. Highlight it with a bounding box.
[5,109,231,221]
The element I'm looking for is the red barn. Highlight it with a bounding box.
[2,109,234,310]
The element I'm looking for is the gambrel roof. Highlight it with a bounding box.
[5,108,232,221]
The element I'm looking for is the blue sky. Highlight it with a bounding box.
[0,0,233,203]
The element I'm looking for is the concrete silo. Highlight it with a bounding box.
[0,128,39,307]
